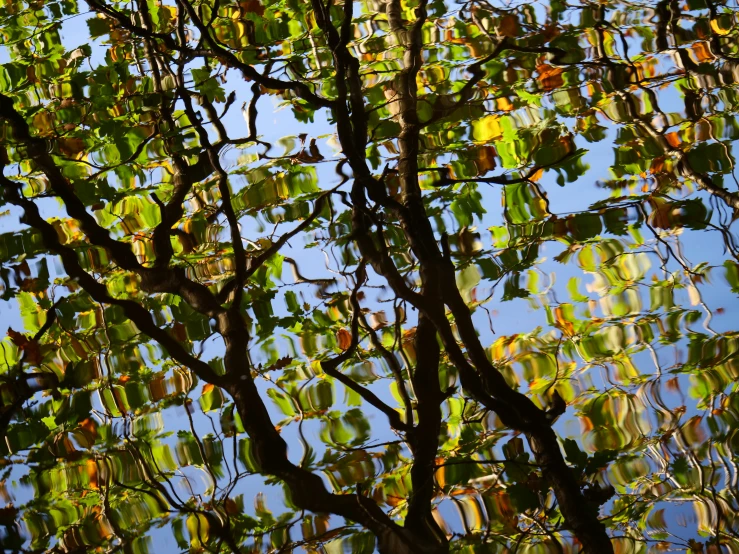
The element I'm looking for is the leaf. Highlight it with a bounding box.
[265,356,293,371]
[585,449,618,475]
[472,115,503,143]
[497,14,519,38]
[562,439,588,471]
[6,328,42,366]
[669,456,690,478]
[506,483,539,512]
[6,328,28,348]
[199,384,224,412]
[336,329,352,350]
[3,0,739,549]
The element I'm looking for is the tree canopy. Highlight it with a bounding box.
[1,0,739,552]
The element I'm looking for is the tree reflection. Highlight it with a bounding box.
[1,0,739,552]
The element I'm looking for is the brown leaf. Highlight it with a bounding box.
[172,321,188,342]
[19,278,44,293]
[497,14,519,37]
[370,311,388,330]
[239,0,264,16]
[265,355,292,371]
[69,336,88,360]
[337,328,352,350]
[0,505,19,526]
[476,146,497,173]
[541,23,560,42]
[57,137,86,159]
[7,328,42,365]
[148,375,166,401]
[7,328,29,348]
[224,497,240,515]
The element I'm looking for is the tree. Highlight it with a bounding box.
[1,0,739,552]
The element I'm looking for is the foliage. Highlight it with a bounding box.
[1,0,739,552]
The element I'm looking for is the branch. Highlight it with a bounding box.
[174,0,334,109]
[404,311,446,543]
[435,458,542,468]
[320,263,411,432]
[216,192,331,304]
[357,310,413,427]
[0,94,142,272]
[0,174,226,388]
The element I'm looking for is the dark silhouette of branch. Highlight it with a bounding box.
[306,0,616,547]
[320,263,411,433]
[404,311,446,544]
[84,0,334,109]
[357,309,414,427]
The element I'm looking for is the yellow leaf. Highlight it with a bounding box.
[710,19,730,35]
[473,115,503,142]
[32,111,55,137]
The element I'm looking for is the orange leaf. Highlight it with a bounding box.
[553,307,575,337]
[665,132,681,148]
[650,156,666,174]
[496,96,513,112]
[337,328,352,350]
[79,418,98,439]
[536,64,564,92]
[86,459,99,489]
[691,42,714,62]
[529,168,544,182]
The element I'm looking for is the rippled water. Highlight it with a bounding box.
[1,0,739,552]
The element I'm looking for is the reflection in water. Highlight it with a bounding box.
[1,0,739,552]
